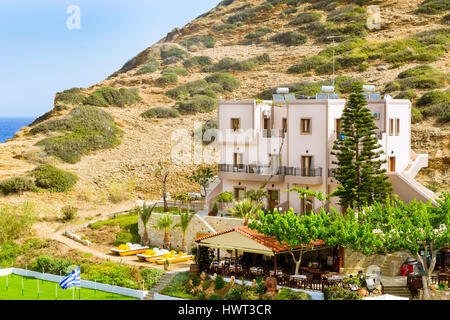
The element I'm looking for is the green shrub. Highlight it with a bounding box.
[416,90,450,107]
[327,5,367,23]
[33,255,72,274]
[32,106,122,163]
[62,205,77,221]
[275,288,312,300]
[31,165,78,192]
[206,57,238,72]
[141,107,180,119]
[323,287,362,300]
[213,24,239,31]
[163,67,188,76]
[157,73,178,85]
[114,232,134,246]
[55,88,85,105]
[227,8,258,24]
[384,66,446,92]
[0,176,35,195]
[394,89,417,100]
[209,293,222,300]
[205,54,270,72]
[214,275,226,290]
[192,88,218,99]
[160,47,188,60]
[217,191,233,203]
[183,56,213,68]
[205,73,240,91]
[416,0,450,15]
[245,28,273,39]
[135,59,160,75]
[140,268,165,288]
[162,56,183,66]
[421,103,449,123]
[180,36,216,49]
[411,107,424,123]
[225,285,247,300]
[83,87,141,107]
[166,79,209,99]
[0,202,36,244]
[0,241,23,265]
[176,95,218,114]
[270,31,307,46]
[289,12,322,25]
[81,262,140,289]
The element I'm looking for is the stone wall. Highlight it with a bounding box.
[343,249,410,275]
[138,213,244,251]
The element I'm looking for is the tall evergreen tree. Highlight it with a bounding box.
[331,83,391,210]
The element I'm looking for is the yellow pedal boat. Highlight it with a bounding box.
[110,244,150,256]
[155,252,195,264]
[146,251,177,263]
[136,249,170,261]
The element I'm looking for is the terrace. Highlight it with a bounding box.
[195,226,372,293]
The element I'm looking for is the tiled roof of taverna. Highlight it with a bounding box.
[195,226,326,254]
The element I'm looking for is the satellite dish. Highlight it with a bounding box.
[384,94,392,100]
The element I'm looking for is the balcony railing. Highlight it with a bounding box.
[286,167,322,177]
[219,164,286,175]
[263,129,285,138]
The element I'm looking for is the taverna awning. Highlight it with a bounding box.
[195,226,326,256]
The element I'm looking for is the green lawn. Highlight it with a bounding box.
[0,274,138,300]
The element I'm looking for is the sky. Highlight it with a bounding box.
[0,0,220,118]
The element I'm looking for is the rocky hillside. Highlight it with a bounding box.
[0,0,448,216]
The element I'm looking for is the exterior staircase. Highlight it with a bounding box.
[383,286,411,299]
[144,272,178,300]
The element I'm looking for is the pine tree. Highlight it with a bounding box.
[331,83,391,210]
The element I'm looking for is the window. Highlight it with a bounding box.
[263,117,270,130]
[231,118,240,131]
[301,119,312,134]
[282,118,287,133]
[395,118,400,136]
[389,118,394,136]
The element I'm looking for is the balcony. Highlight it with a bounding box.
[218,164,285,182]
[263,129,285,138]
[285,167,323,185]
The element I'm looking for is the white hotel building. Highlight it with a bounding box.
[207,86,437,213]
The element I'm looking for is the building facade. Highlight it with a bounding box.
[207,87,436,214]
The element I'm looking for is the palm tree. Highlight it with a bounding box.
[153,215,176,249]
[135,202,157,247]
[228,199,263,226]
[176,212,195,252]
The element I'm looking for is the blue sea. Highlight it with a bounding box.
[0,118,35,143]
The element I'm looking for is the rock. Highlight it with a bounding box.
[377,65,387,71]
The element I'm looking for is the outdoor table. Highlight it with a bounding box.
[290,275,307,288]
[269,270,283,277]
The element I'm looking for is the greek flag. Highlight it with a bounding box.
[59,267,81,290]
